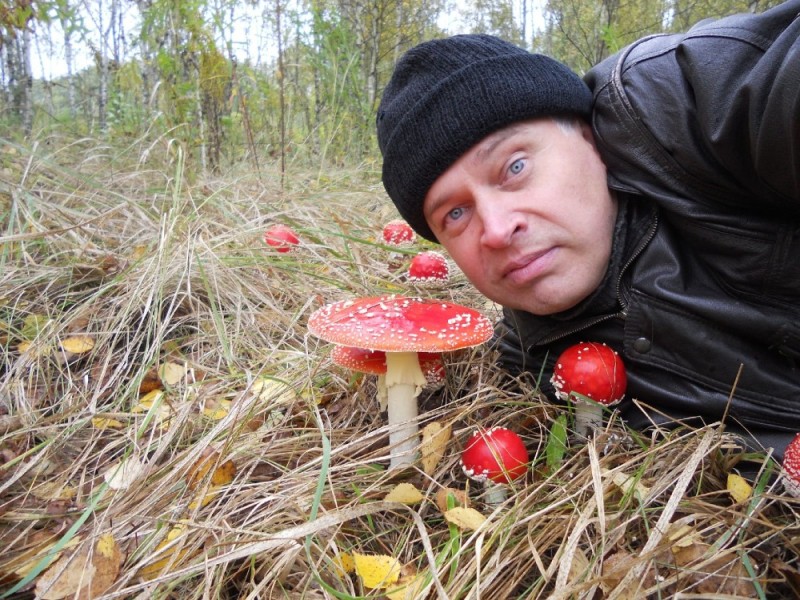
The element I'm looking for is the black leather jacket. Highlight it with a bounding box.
[495,0,800,458]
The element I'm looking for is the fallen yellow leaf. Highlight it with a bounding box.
[92,417,126,430]
[103,456,146,490]
[386,569,427,600]
[186,448,236,489]
[434,487,469,514]
[159,362,187,386]
[604,468,650,501]
[331,551,356,576]
[420,422,451,475]
[384,482,424,504]
[202,398,231,420]
[444,506,487,531]
[352,552,402,590]
[252,378,296,405]
[32,481,77,501]
[60,335,95,354]
[188,484,223,510]
[727,473,753,503]
[132,390,173,427]
[139,522,191,579]
[35,533,121,599]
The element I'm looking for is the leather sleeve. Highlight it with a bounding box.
[586,0,800,213]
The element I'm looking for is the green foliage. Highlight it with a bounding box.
[6,0,786,172]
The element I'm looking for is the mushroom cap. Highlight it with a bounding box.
[308,295,493,353]
[264,224,300,252]
[782,433,800,498]
[382,219,416,247]
[330,345,387,374]
[408,251,450,284]
[460,426,529,484]
[550,342,627,406]
[330,345,446,384]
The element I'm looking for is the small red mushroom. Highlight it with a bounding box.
[782,433,800,498]
[550,342,627,436]
[407,251,450,286]
[308,295,493,468]
[382,219,416,247]
[461,426,529,504]
[264,224,300,253]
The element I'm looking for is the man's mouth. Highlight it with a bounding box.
[502,248,556,284]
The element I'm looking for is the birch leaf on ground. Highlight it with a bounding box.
[60,335,95,355]
[104,456,146,490]
[91,416,126,430]
[386,565,427,600]
[159,361,188,386]
[420,421,451,475]
[139,522,191,579]
[352,552,402,590]
[434,487,469,514]
[202,398,231,420]
[444,506,487,531]
[35,533,122,599]
[186,447,237,489]
[727,473,753,503]
[384,482,424,504]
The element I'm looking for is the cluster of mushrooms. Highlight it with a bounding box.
[268,220,800,502]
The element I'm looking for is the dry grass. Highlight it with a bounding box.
[1,138,799,599]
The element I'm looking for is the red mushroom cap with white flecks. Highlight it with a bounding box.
[782,433,800,498]
[330,345,387,374]
[419,352,446,386]
[307,295,493,353]
[264,224,300,252]
[550,342,627,405]
[330,345,444,383]
[408,251,450,284]
[382,220,416,247]
[461,427,529,484]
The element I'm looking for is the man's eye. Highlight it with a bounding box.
[447,207,464,221]
[509,158,525,175]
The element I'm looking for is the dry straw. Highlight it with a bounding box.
[1,139,798,598]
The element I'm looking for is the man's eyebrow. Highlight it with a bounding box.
[473,125,525,164]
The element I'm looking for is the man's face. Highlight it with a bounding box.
[423,118,617,315]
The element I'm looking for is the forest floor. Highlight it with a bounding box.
[1,137,799,599]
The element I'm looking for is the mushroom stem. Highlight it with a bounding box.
[483,482,508,505]
[574,397,602,437]
[384,351,427,468]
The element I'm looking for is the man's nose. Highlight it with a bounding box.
[478,195,522,248]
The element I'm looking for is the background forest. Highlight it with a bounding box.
[0,0,785,176]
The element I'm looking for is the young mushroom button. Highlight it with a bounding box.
[407,251,450,286]
[550,342,627,437]
[782,433,800,498]
[461,427,529,504]
[308,295,493,468]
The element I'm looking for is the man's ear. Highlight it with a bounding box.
[578,120,597,146]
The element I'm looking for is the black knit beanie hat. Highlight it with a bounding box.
[377,34,592,242]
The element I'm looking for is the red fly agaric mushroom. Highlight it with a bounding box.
[550,342,627,437]
[782,433,800,497]
[330,345,445,411]
[382,219,416,247]
[407,251,450,286]
[308,295,493,468]
[264,224,300,253]
[461,426,529,504]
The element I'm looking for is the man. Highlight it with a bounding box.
[376,1,800,458]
